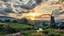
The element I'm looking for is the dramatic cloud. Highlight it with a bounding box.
[0,0,64,20]
[20,0,42,10]
[53,8,64,17]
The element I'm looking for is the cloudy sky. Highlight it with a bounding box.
[0,0,64,20]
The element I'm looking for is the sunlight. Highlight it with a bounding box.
[30,17,35,20]
[28,13,38,17]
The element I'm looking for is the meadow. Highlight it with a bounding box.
[0,22,33,35]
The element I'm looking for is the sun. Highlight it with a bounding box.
[27,13,38,17]
[30,17,35,20]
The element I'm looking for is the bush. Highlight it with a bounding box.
[0,20,3,22]
[23,18,28,24]
[42,26,50,29]
[55,30,64,34]
[21,31,32,36]
[0,31,7,35]
[42,29,55,34]
[4,19,10,22]
[61,34,64,36]
[45,33,61,36]
[12,20,17,23]
[42,30,49,34]
[46,33,55,36]
[21,30,36,36]
[54,33,61,36]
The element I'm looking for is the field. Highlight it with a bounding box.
[0,22,64,36]
[0,22,32,29]
[0,22,33,35]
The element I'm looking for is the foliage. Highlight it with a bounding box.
[4,19,10,22]
[0,20,3,22]
[12,20,17,23]
[54,30,64,34]
[0,22,33,35]
[21,31,32,36]
[61,34,64,36]
[23,18,28,24]
[42,30,50,34]
[54,33,61,36]
[47,33,55,36]
[42,22,47,26]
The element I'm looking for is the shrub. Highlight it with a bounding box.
[54,33,61,36]
[12,20,17,23]
[4,19,10,22]
[42,30,49,34]
[0,31,7,35]
[42,29,55,34]
[20,18,28,24]
[21,32,28,36]
[21,31,32,36]
[55,30,64,34]
[0,20,3,22]
[61,34,64,36]
[46,33,55,36]
[47,33,61,36]
[42,26,50,29]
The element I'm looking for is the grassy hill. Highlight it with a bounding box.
[0,22,33,35]
[0,22,32,29]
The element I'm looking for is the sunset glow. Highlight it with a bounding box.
[0,0,64,20]
[27,13,37,17]
[30,17,35,20]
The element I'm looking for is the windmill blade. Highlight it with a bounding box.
[31,16,49,18]
[51,11,54,16]
[38,14,51,18]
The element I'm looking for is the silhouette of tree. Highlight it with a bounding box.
[4,19,10,22]
[23,18,28,24]
[42,22,47,26]
[0,20,3,22]
[12,20,17,23]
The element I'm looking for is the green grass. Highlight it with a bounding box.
[0,22,32,29]
[0,22,33,35]
[10,23,32,29]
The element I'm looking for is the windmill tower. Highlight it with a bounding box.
[44,12,56,27]
[39,11,56,27]
[50,12,55,27]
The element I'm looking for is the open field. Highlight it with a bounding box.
[0,22,33,35]
[0,22,32,29]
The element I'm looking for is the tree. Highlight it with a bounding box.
[42,22,47,26]
[4,19,10,22]
[12,20,17,23]
[0,20,3,22]
[23,18,28,24]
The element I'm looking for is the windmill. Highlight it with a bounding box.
[50,12,56,27]
[38,11,56,27]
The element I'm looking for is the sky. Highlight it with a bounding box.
[0,0,64,20]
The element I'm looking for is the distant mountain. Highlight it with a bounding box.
[0,16,16,19]
[56,19,64,23]
[0,16,18,21]
[58,19,64,21]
